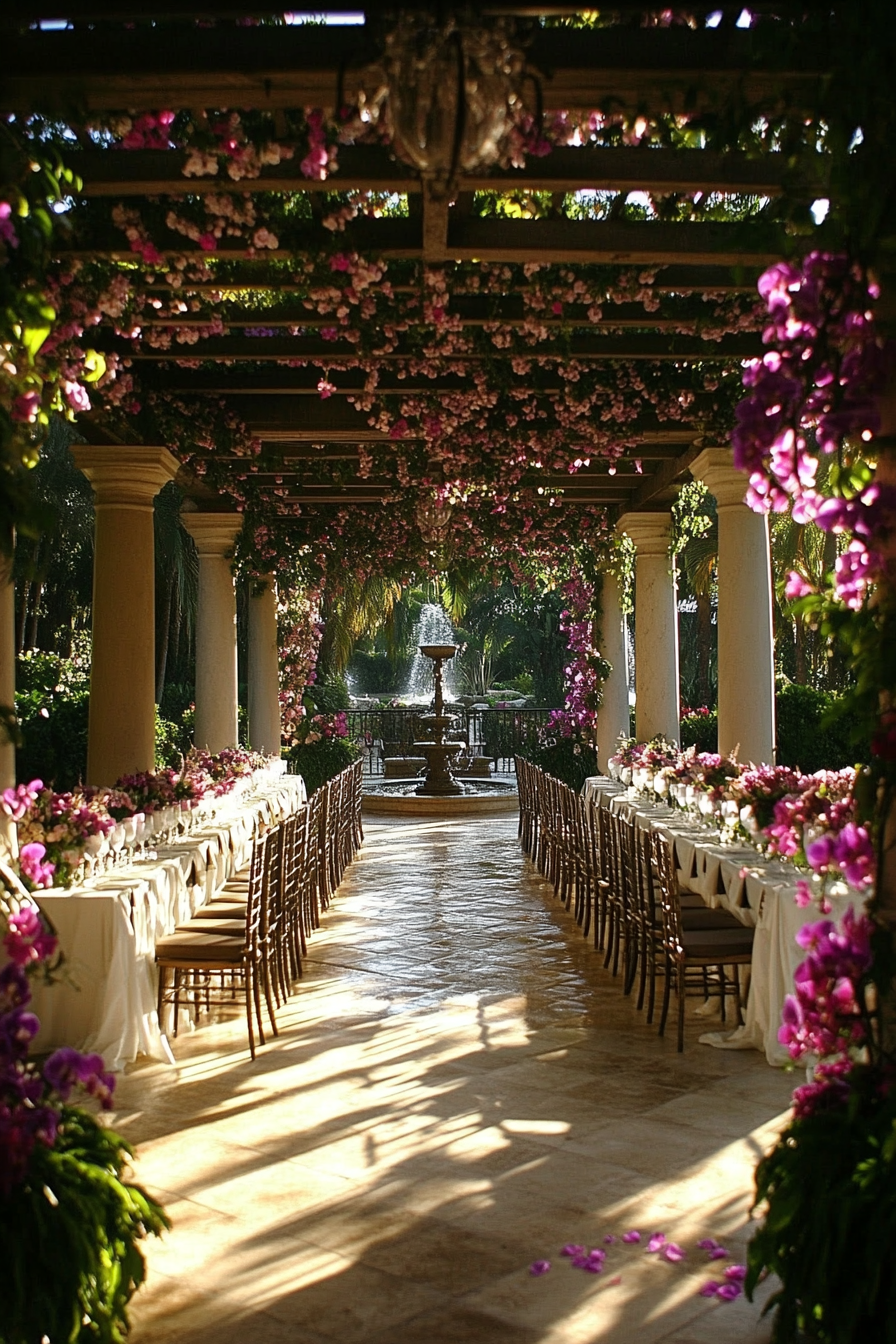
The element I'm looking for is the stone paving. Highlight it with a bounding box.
[116,812,794,1344]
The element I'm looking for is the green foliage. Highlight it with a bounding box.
[0,1107,169,1344]
[154,710,186,770]
[15,647,90,788]
[287,735,359,796]
[517,733,598,792]
[680,709,718,754]
[308,673,351,714]
[747,1076,896,1343]
[346,649,401,695]
[775,681,867,775]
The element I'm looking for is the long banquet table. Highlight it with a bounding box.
[582,776,862,1067]
[30,770,306,1071]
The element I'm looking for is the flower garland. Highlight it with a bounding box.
[608,743,875,909]
[277,590,324,747]
[545,572,610,737]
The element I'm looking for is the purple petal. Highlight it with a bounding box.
[697,1238,719,1251]
[716,1282,744,1301]
[699,1281,721,1298]
[604,1234,617,1245]
[621,1230,641,1244]
[571,1254,590,1268]
[646,1233,666,1253]
[662,1243,686,1262]
[709,1246,730,1260]
[561,1243,585,1257]
[724,1264,747,1281]
[530,1260,551,1277]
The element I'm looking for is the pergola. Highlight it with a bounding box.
[0,5,841,788]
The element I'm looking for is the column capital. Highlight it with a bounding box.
[182,511,243,557]
[71,445,180,509]
[617,511,672,557]
[690,447,749,509]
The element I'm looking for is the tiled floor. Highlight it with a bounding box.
[116,813,794,1344]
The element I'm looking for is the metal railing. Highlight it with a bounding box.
[346,706,556,775]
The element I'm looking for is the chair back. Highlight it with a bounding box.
[651,830,684,955]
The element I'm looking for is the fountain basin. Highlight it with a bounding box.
[363,778,518,816]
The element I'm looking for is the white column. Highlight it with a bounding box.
[182,513,242,754]
[692,448,775,764]
[595,569,629,771]
[618,511,680,743]
[247,575,282,755]
[72,446,180,784]
[0,549,15,791]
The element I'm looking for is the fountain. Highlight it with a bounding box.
[403,603,461,702]
[363,639,518,814]
[412,643,465,796]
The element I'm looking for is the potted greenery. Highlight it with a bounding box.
[0,892,168,1344]
[746,907,896,1341]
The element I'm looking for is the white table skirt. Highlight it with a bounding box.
[31,772,306,1071]
[581,776,862,1067]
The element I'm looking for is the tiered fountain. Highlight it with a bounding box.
[412,643,465,796]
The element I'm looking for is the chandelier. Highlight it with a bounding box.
[415,492,455,547]
[353,10,533,196]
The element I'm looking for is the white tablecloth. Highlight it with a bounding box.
[582,776,862,1067]
[31,772,306,1071]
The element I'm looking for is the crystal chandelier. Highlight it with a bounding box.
[354,10,532,196]
[415,492,455,547]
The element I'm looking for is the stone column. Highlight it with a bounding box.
[247,575,282,755]
[182,513,242,754]
[72,445,180,784]
[595,569,630,771]
[0,548,15,792]
[618,511,680,743]
[692,448,775,764]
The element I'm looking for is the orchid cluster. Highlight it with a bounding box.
[1,906,115,1196]
[778,908,875,1120]
[733,252,895,615]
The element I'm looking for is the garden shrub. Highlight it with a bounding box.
[287,735,360,795]
[517,732,598,792]
[775,680,867,774]
[680,707,718,753]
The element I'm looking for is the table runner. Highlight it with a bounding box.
[31,773,306,1071]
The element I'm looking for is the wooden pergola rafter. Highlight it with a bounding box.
[1,5,839,521]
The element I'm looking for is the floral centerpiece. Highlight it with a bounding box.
[2,779,115,889]
[0,900,168,1339]
[728,764,807,837]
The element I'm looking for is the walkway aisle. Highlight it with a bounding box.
[118,815,792,1344]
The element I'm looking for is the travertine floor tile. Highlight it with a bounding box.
[119,813,789,1343]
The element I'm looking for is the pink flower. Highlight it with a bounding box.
[0,200,18,249]
[198,232,217,251]
[11,391,41,423]
[784,570,814,600]
[63,380,91,413]
[3,905,57,966]
[646,1233,666,1253]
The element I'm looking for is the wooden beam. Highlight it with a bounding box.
[105,330,762,359]
[142,295,759,331]
[422,183,451,264]
[63,215,794,268]
[0,25,831,115]
[66,144,823,199]
[626,443,706,508]
[140,264,762,294]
